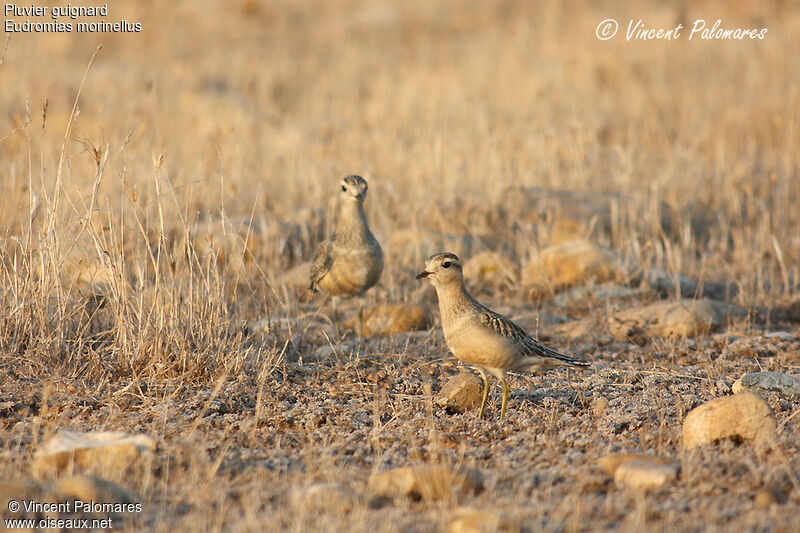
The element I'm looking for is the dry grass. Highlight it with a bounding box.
[1,0,800,531]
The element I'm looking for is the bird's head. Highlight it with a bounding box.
[416,252,463,288]
[339,174,368,203]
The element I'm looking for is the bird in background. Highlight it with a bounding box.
[309,175,384,335]
[416,252,589,420]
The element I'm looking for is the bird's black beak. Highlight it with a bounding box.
[415,270,430,280]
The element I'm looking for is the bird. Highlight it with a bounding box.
[416,252,588,420]
[309,175,384,334]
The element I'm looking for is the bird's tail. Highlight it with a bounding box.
[540,344,590,367]
[517,340,590,372]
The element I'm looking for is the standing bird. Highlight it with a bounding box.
[309,175,384,334]
[416,252,588,420]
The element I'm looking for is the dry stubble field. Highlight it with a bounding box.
[1,0,800,531]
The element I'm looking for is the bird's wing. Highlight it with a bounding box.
[479,308,589,366]
[308,239,333,291]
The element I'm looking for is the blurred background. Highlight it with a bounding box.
[1,0,799,322]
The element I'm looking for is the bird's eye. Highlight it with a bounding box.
[442,261,451,269]
[341,185,347,192]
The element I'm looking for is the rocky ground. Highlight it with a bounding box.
[2,250,800,531]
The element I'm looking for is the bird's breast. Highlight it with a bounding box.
[443,320,518,370]
[320,247,383,297]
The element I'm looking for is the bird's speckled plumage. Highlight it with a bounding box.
[309,175,383,298]
[417,252,588,419]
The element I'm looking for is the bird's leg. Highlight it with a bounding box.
[477,368,490,420]
[332,296,341,337]
[357,294,366,339]
[500,374,510,420]
[352,295,368,351]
